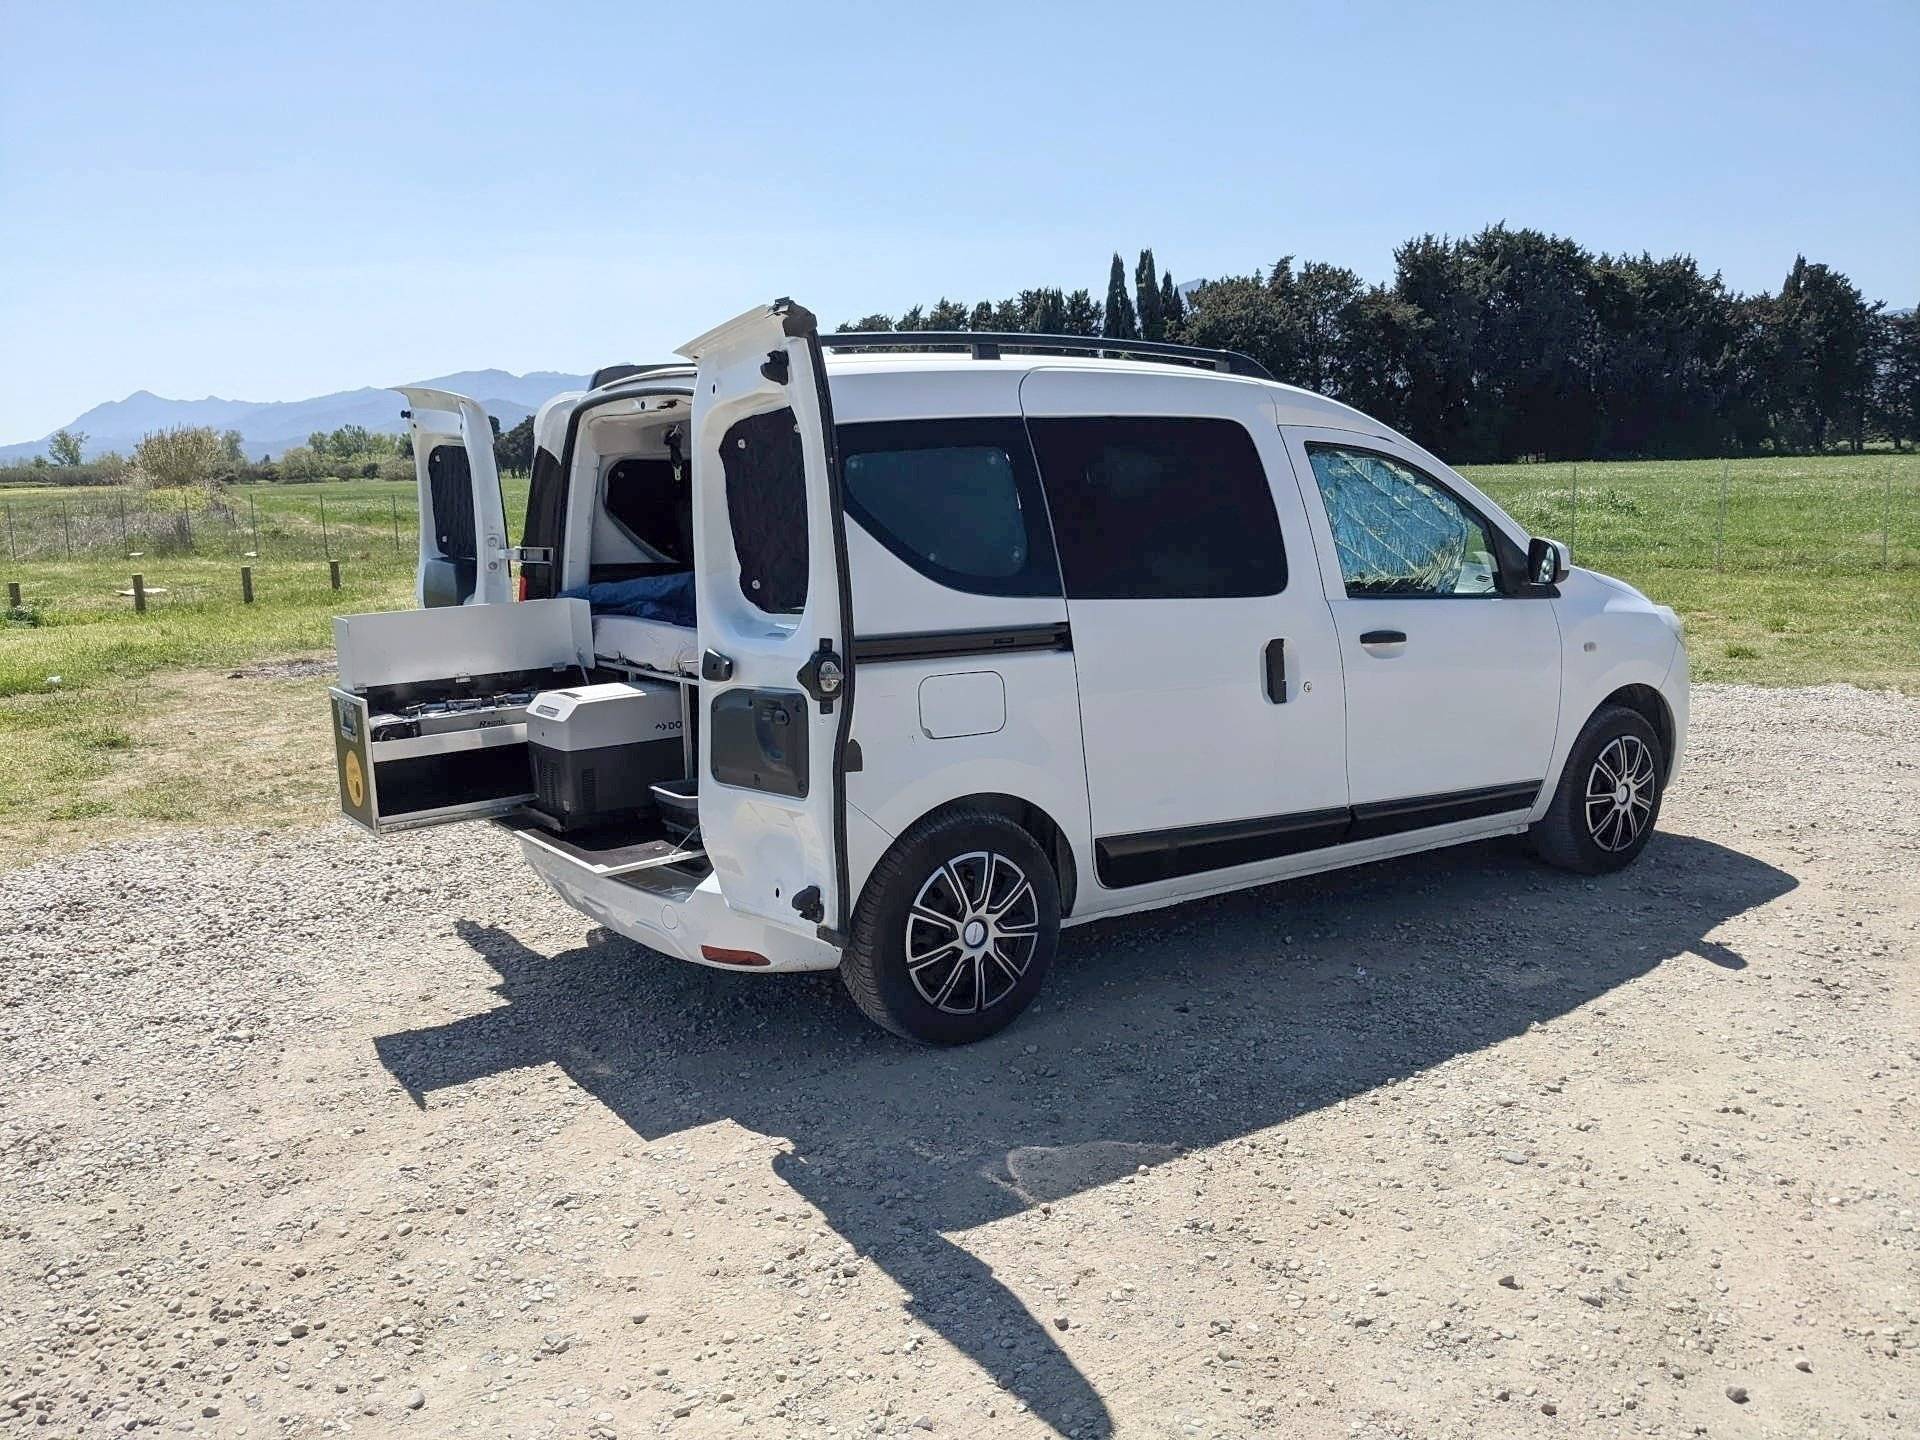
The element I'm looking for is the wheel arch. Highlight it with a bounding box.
[1596,683,1677,781]
[860,792,1080,920]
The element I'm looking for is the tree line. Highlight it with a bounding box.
[838,226,1919,462]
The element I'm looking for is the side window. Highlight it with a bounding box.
[603,453,693,566]
[1305,445,1500,598]
[838,418,1060,597]
[1026,416,1286,600]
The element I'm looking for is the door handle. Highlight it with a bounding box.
[1263,638,1287,703]
[1359,629,1407,646]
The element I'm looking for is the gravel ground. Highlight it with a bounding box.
[2,682,1915,1439]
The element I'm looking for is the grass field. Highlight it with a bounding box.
[1,456,1915,867]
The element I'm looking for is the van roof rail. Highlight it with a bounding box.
[818,331,1276,382]
[589,361,694,389]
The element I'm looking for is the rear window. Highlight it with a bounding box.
[1026,416,1286,600]
[720,407,808,614]
[839,418,1060,597]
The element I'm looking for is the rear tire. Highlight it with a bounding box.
[1529,705,1666,874]
[841,808,1060,1044]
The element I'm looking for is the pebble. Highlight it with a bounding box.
[1726,1385,1749,1404]
[404,1389,425,1411]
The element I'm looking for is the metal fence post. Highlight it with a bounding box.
[4,503,14,561]
[249,487,259,555]
[1886,462,1894,569]
[1716,458,1728,572]
[118,492,128,548]
[391,494,401,552]
[61,501,72,560]
[1569,463,1578,557]
[320,495,330,558]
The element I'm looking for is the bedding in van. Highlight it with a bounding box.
[561,571,696,627]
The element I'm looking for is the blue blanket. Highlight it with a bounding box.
[561,572,696,628]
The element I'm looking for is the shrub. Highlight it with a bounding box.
[133,426,224,494]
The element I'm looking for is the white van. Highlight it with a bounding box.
[329,300,1689,1044]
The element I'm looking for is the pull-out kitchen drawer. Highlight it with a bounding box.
[329,599,593,834]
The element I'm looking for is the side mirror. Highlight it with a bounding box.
[1527,536,1570,586]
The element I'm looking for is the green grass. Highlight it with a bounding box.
[1458,452,1920,690]
[0,458,1915,866]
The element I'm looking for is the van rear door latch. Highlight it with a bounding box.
[796,641,844,714]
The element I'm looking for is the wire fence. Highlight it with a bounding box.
[1454,455,1915,575]
[0,485,419,564]
[0,459,1914,574]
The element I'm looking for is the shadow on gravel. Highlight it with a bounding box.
[375,831,1792,1438]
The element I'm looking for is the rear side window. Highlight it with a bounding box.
[838,418,1060,597]
[1027,416,1286,599]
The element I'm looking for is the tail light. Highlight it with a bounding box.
[700,946,771,967]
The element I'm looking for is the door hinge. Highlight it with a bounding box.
[796,640,844,714]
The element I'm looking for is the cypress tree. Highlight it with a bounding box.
[1136,249,1165,340]
[1162,271,1186,332]
[1103,254,1138,340]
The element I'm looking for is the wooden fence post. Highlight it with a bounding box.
[328,559,341,590]
[6,581,20,609]
[132,574,146,614]
[241,566,254,604]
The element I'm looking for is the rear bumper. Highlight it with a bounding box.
[514,833,843,974]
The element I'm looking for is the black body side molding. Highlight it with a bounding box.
[1095,781,1542,888]
[853,623,1072,665]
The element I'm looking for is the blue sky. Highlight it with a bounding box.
[2,0,1915,442]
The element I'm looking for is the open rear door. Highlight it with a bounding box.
[679,300,855,942]
[397,386,512,607]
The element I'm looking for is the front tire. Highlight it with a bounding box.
[841,809,1060,1044]
[1529,705,1666,874]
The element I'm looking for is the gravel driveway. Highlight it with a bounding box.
[3,683,1915,1438]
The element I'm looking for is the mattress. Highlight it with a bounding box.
[591,613,699,678]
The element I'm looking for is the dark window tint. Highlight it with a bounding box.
[604,453,693,565]
[425,444,475,561]
[1027,416,1286,599]
[720,407,808,613]
[1305,445,1499,597]
[519,443,565,599]
[838,418,1060,597]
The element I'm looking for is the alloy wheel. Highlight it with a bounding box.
[1585,734,1657,852]
[903,850,1041,1014]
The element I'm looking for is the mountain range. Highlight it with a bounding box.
[0,369,593,464]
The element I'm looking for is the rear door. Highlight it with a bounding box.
[679,300,855,939]
[398,386,512,607]
[1020,370,1350,891]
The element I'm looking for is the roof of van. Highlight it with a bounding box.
[580,349,1387,435]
